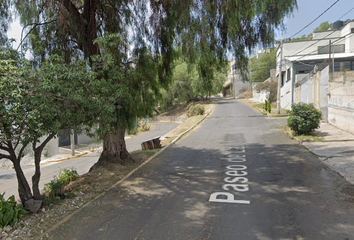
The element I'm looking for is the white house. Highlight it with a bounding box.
[277,20,354,111]
[223,60,251,97]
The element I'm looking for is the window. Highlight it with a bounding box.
[318,44,345,54]
[286,68,291,82]
[281,72,285,87]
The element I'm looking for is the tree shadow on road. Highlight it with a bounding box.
[47,142,354,240]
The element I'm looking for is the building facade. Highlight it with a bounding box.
[277,20,354,110]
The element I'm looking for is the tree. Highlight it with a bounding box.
[0,48,95,207]
[249,48,277,82]
[8,0,297,167]
[162,55,226,106]
[291,21,332,41]
[314,21,332,32]
[0,0,12,45]
[166,58,199,104]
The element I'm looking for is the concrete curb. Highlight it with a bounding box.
[40,104,215,239]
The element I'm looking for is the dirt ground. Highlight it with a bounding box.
[2,101,214,240]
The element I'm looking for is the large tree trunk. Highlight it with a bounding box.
[12,159,33,206]
[32,134,55,200]
[32,149,42,200]
[91,128,135,170]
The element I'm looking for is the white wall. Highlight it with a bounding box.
[328,71,354,134]
[313,30,341,39]
[40,136,59,157]
[77,133,96,145]
[280,71,292,110]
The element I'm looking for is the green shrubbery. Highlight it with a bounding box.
[139,120,152,132]
[187,104,205,117]
[287,103,322,135]
[43,168,79,200]
[264,100,271,113]
[0,194,26,229]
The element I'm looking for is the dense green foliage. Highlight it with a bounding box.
[58,168,79,186]
[264,100,271,113]
[0,194,25,229]
[288,103,322,135]
[249,48,276,82]
[314,21,332,32]
[43,168,79,200]
[0,0,12,45]
[161,56,226,108]
[0,47,96,204]
[0,0,297,201]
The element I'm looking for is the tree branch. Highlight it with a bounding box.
[17,19,58,51]
[0,153,11,160]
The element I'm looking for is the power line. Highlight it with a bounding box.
[338,5,354,20]
[288,4,354,57]
[290,0,341,39]
[290,32,354,62]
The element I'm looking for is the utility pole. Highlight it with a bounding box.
[329,40,332,72]
[277,39,283,114]
[71,129,75,156]
[232,64,235,98]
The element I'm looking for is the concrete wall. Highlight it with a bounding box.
[320,66,329,121]
[328,71,354,134]
[42,136,60,156]
[295,75,313,104]
[234,73,251,95]
[77,132,95,145]
[252,81,269,103]
[279,65,294,110]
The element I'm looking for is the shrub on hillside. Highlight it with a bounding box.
[43,168,79,200]
[287,103,322,135]
[0,194,26,229]
[187,104,205,117]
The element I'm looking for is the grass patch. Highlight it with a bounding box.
[161,136,178,146]
[283,126,324,142]
[130,149,160,156]
[168,115,204,136]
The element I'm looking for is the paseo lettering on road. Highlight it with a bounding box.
[209,145,250,204]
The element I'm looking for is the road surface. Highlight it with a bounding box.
[47,98,354,240]
[0,122,178,200]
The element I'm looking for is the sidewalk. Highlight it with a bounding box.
[301,123,354,185]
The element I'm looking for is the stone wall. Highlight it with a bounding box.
[328,71,354,134]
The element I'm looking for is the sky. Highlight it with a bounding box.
[279,0,354,39]
[8,0,354,49]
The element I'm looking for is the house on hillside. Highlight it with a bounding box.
[223,60,251,97]
[276,20,354,113]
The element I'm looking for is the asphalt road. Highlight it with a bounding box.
[48,98,354,239]
[0,122,178,200]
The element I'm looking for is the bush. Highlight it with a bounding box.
[43,177,64,199]
[43,168,79,199]
[187,104,205,117]
[267,101,271,113]
[139,120,152,132]
[128,127,138,135]
[58,168,79,186]
[287,103,322,135]
[0,194,26,229]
